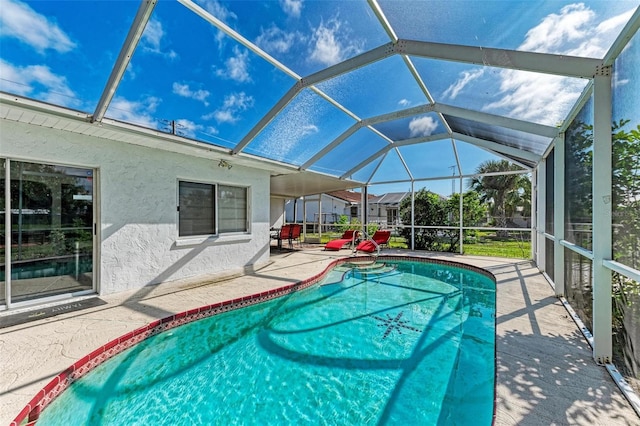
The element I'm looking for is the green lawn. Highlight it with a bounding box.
[305,231,531,259]
[462,239,530,258]
[463,231,531,259]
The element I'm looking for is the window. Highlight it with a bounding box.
[218,185,247,233]
[387,209,398,225]
[179,181,215,237]
[178,181,248,237]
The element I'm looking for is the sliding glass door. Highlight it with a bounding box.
[1,159,95,306]
[1,159,6,306]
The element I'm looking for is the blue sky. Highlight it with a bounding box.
[1,0,638,196]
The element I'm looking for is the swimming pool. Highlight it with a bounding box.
[20,256,496,425]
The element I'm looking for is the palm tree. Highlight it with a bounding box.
[506,174,531,220]
[469,160,527,237]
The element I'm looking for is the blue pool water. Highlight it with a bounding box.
[38,260,496,425]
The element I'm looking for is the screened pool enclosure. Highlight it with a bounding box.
[1,0,639,413]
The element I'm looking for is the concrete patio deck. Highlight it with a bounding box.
[0,247,637,425]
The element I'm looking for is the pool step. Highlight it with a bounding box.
[353,264,397,278]
[335,261,397,278]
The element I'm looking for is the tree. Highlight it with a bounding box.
[335,214,368,236]
[447,191,487,228]
[469,160,529,237]
[442,191,489,248]
[399,189,447,251]
[398,190,487,252]
[612,119,640,269]
[506,174,531,223]
[610,120,640,381]
[565,118,640,383]
[565,120,594,249]
[564,117,640,263]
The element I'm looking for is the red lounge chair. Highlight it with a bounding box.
[324,229,359,251]
[355,230,391,253]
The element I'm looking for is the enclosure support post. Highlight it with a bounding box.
[411,182,415,251]
[318,194,322,242]
[362,186,368,237]
[534,166,543,268]
[592,70,613,364]
[293,198,297,224]
[554,134,565,296]
[459,177,463,254]
[301,195,305,225]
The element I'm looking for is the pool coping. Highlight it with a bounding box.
[11,255,497,425]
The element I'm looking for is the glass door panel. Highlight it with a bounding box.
[1,159,5,306]
[9,161,94,303]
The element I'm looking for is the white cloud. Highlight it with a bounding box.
[301,124,319,136]
[409,116,438,137]
[442,69,484,100]
[141,18,177,59]
[204,91,254,123]
[519,3,634,58]
[280,0,303,18]
[484,70,586,124]
[107,95,160,128]
[142,19,163,51]
[124,62,137,80]
[204,126,219,136]
[211,110,234,123]
[255,24,299,54]
[520,4,593,54]
[197,0,236,22]
[309,17,363,66]
[173,118,204,138]
[196,0,237,49]
[481,4,635,125]
[0,0,75,53]
[216,46,251,83]
[172,82,210,105]
[0,59,33,96]
[596,8,635,36]
[0,59,79,107]
[398,99,411,108]
[567,8,636,58]
[613,72,629,89]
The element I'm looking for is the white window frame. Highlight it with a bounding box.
[218,184,249,234]
[177,180,251,243]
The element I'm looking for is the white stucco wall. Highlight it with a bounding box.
[270,197,285,228]
[1,120,271,295]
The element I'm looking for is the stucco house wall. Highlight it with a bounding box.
[1,119,271,295]
[270,197,286,228]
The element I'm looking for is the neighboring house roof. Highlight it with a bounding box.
[327,190,368,203]
[369,192,410,205]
